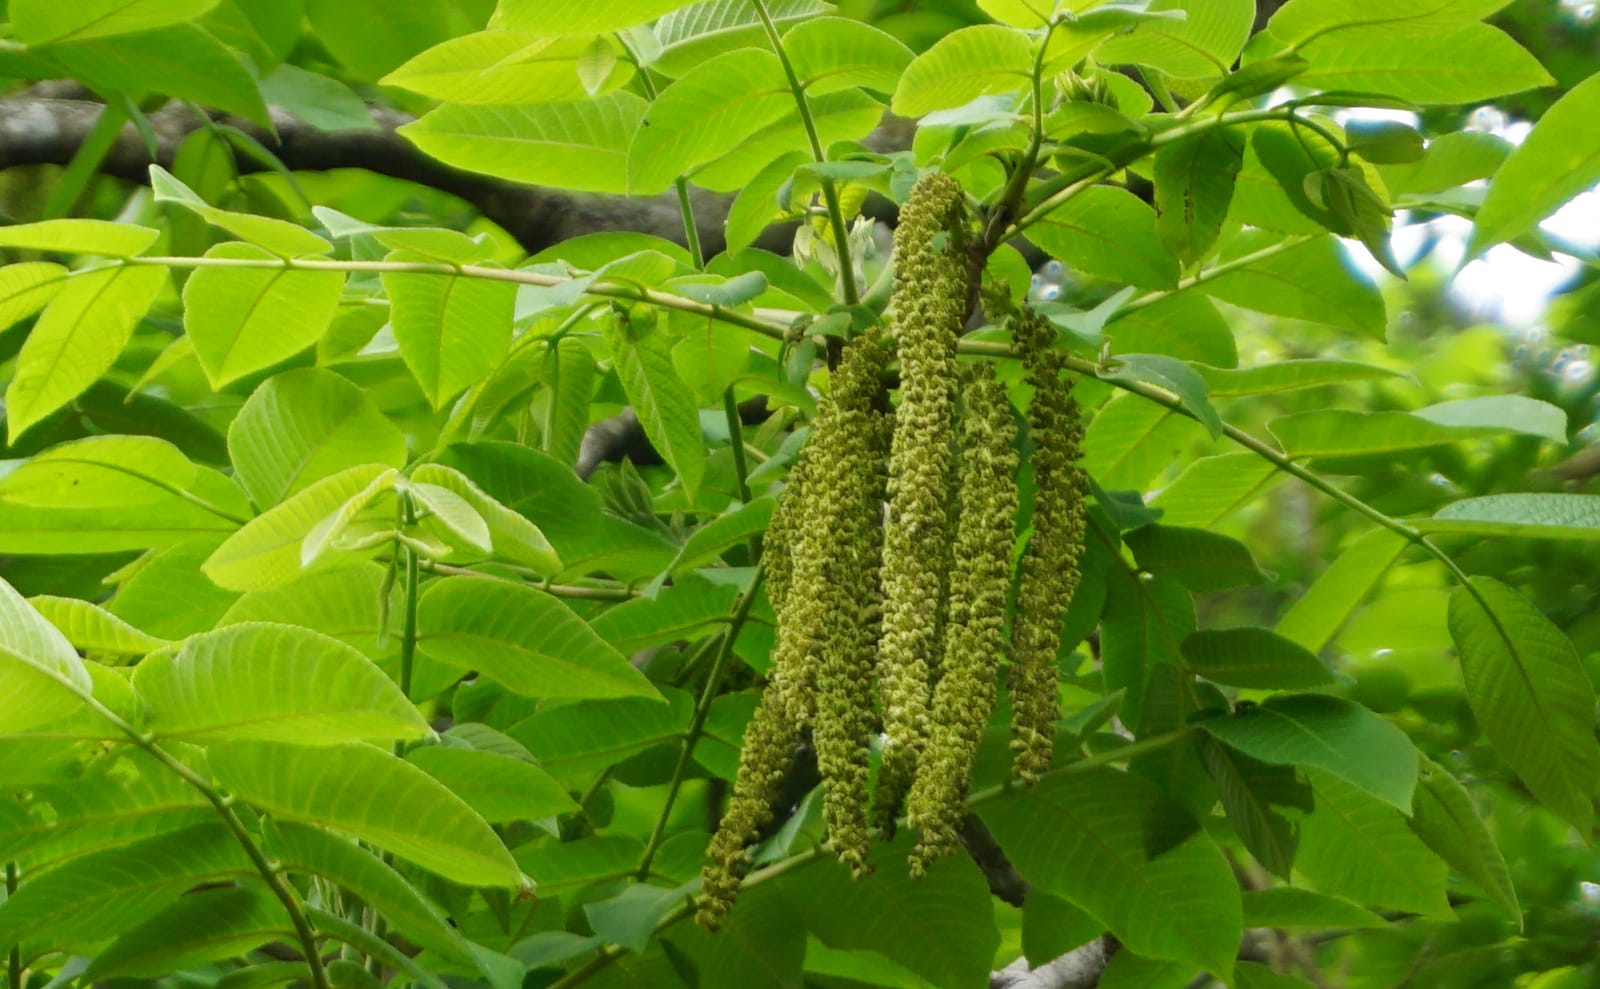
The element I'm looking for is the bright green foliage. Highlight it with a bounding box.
[0,2,1595,989]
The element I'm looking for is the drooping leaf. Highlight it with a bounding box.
[383,257,516,409]
[208,739,521,886]
[1101,565,1195,734]
[182,243,346,387]
[416,577,658,700]
[1200,736,1312,879]
[1201,694,1418,811]
[151,166,332,257]
[1082,393,1206,493]
[42,25,269,125]
[1154,126,1245,266]
[604,314,706,499]
[84,884,288,980]
[1027,187,1179,290]
[1125,525,1267,591]
[304,0,451,80]
[984,767,1241,979]
[591,577,738,654]
[409,464,562,573]
[1448,577,1600,834]
[1148,454,1283,529]
[5,265,167,442]
[133,622,430,744]
[1408,756,1520,922]
[1202,234,1386,337]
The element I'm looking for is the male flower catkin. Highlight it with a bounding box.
[906,366,1019,873]
[698,331,891,926]
[874,172,969,824]
[1007,309,1089,784]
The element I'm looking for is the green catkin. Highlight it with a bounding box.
[1007,309,1089,784]
[697,332,891,927]
[906,366,1019,874]
[873,173,969,827]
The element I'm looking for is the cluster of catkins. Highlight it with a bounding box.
[698,174,1089,927]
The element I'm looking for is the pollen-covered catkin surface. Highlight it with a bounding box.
[874,172,969,825]
[697,332,891,925]
[1007,310,1089,784]
[907,365,1019,874]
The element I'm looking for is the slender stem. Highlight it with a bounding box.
[122,256,792,343]
[983,20,1054,251]
[636,568,767,880]
[416,559,639,600]
[550,725,1197,989]
[723,388,754,505]
[1112,235,1315,316]
[5,863,19,989]
[84,700,330,989]
[749,0,859,305]
[676,179,705,270]
[397,497,421,702]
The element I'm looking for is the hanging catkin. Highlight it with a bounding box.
[1007,309,1089,784]
[873,172,969,826]
[905,365,1018,873]
[698,330,891,926]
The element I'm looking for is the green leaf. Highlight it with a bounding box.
[0,824,251,946]
[1297,24,1550,105]
[785,17,913,96]
[304,0,451,80]
[1201,694,1418,811]
[0,435,249,553]
[416,576,658,700]
[0,220,158,257]
[267,821,517,984]
[492,0,689,33]
[1414,395,1568,442]
[1202,234,1385,337]
[109,539,240,640]
[1154,126,1244,266]
[209,739,521,886]
[628,48,790,195]
[1345,119,1425,164]
[1027,186,1179,290]
[203,463,392,591]
[891,24,1031,117]
[1239,887,1385,929]
[1294,770,1450,915]
[792,838,1001,989]
[134,622,429,744]
[1182,628,1335,689]
[1098,952,1192,989]
[585,882,694,954]
[1198,359,1404,395]
[1105,293,1238,366]
[1470,70,1600,256]
[662,497,773,578]
[983,767,1241,978]
[298,467,399,567]
[1200,736,1310,880]
[1021,892,1102,967]
[692,88,882,192]
[1268,409,1530,457]
[1125,525,1266,591]
[150,166,330,256]
[1448,577,1600,833]
[1101,354,1221,437]
[1275,528,1409,653]
[41,24,269,125]
[605,316,706,499]
[85,884,287,980]
[1381,130,1510,197]
[181,243,344,387]
[381,257,516,409]
[259,63,379,132]
[1148,454,1283,529]
[534,336,597,467]
[409,464,562,574]
[1421,493,1600,542]
[401,92,645,195]
[1082,392,1206,492]
[512,834,641,898]
[590,577,738,654]
[1409,756,1520,921]
[1101,567,1195,735]
[26,595,167,656]
[407,744,577,823]
[229,368,408,510]
[5,265,167,442]
[1233,963,1317,989]
[1267,0,1513,46]
[0,262,69,331]
[0,576,95,733]
[383,31,627,105]
[1098,0,1254,80]
[12,0,220,43]
[509,691,693,782]
[652,0,830,77]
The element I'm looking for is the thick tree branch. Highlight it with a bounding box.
[0,89,762,254]
[990,938,1115,989]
